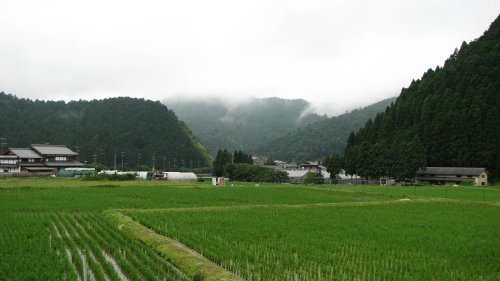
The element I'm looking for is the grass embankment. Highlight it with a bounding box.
[105,210,244,281]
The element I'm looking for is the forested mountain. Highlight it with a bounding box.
[0,94,211,169]
[167,97,326,155]
[256,97,396,162]
[344,15,500,180]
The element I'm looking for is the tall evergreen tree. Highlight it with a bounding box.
[344,15,500,180]
[324,154,344,180]
[213,149,233,177]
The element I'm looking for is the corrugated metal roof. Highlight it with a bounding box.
[26,167,57,171]
[9,148,43,158]
[0,155,18,159]
[416,167,486,176]
[30,144,77,156]
[0,164,18,168]
[45,162,84,167]
[18,163,45,167]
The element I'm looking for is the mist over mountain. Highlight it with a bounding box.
[256,97,397,161]
[166,97,327,155]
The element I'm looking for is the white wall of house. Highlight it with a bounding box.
[0,167,20,173]
[475,171,488,186]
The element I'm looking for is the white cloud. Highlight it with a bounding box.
[0,0,498,115]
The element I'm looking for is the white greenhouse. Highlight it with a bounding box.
[162,172,198,182]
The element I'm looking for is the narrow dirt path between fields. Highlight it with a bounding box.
[114,198,444,214]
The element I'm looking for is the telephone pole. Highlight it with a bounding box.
[0,137,7,154]
[121,152,125,170]
[137,153,141,170]
[152,152,156,173]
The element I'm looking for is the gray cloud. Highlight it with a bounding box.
[0,0,498,115]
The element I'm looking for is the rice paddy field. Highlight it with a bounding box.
[0,178,499,281]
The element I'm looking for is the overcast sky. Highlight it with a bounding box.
[0,1,498,115]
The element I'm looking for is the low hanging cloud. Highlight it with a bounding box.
[0,0,498,115]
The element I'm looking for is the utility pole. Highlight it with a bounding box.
[114,148,117,171]
[162,157,166,170]
[75,145,80,161]
[121,152,125,170]
[100,148,105,166]
[0,137,7,154]
[137,153,141,170]
[152,152,156,173]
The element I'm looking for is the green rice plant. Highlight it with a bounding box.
[131,201,500,281]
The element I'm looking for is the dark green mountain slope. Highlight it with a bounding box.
[256,97,396,161]
[167,97,326,155]
[345,15,500,179]
[0,94,211,168]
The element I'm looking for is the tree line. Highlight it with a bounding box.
[0,94,212,169]
[339,15,500,181]
[212,149,288,182]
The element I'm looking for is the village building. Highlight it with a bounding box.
[284,161,361,183]
[0,144,83,176]
[299,161,327,171]
[0,155,20,173]
[416,167,488,186]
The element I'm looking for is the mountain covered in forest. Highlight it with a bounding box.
[256,97,397,162]
[344,15,500,180]
[0,94,211,169]
[167,97,327,155]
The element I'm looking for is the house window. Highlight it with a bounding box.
[482,175,485,178]
[55,156,67,161]
[28,158,34,163]
[3,169,7,173]
[481,182,485,186]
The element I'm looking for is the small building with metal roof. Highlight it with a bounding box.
[416,167,488,186]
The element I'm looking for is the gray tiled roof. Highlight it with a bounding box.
[9,148,43,159]
[30,144,78,156]
[416,167,486,176]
